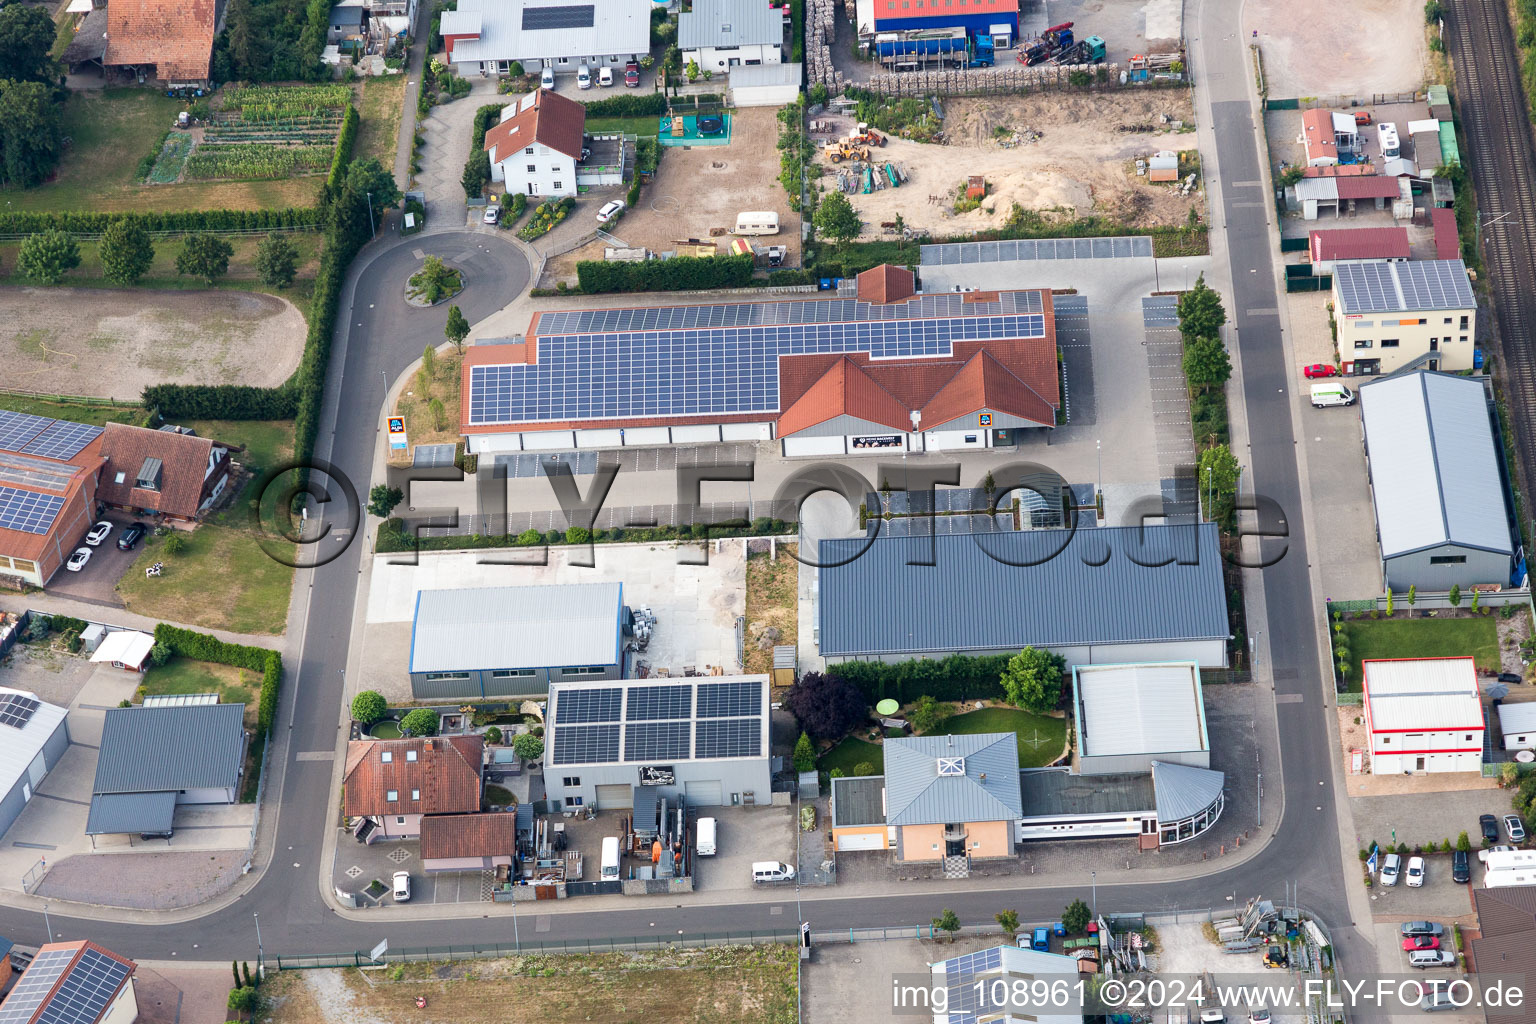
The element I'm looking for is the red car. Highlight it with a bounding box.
[1303,363,1338,379]
[625,61,640,87]
[1402,936,1441,952]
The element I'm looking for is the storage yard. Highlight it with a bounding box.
[815,90,1201,238]
[1246,0,1426,96]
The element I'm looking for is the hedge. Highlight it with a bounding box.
[0,208,322,236]
[152,623,284,739]
[472,103,504,149]
[825,654,1014,706]
[143,382,298,420]
[576,253,753,294]
[582,92,668,117]
[328,105,360,190]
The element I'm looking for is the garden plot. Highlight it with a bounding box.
[168,85,347,183]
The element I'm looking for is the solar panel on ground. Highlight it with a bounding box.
[0,692,40,729]
[625,684,692,721]
[413,443,457,468]
[695,681,761,718]
[694,718,760,758]
[521,3,593,30]
[21,420,103,461]
[0,486,66,535]
[551,723,620,764]
[624,720,692,761]
[553,687,622,724]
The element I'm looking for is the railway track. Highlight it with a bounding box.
[1448,0,1536,527]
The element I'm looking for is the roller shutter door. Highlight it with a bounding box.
[684,779,724,806]
[595,784,633,809]
[835,831,885,851]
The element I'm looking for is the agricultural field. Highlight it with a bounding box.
[178,85,349,182]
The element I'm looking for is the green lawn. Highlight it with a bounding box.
[182,420,294,475]
[584,115,662,135]
[356,76,407,169]
[1340,614,1501,692]
[935,707,1067,768]
[0,393,145,427]
[141,655,259,706]
[117,523,294,635]
[818,736,883,777]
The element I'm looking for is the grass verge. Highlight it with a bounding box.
[356,76,408,168]
[391,350,464,464]
[0,393,145,427]
[744,546,798,675]
[117,524,294,635]
[1338,615,1500,692]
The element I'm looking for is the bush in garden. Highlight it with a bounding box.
[400,708,439,736]
[511,732,544,761]
[483,725,503,745]
[17,229,80,285]
[351,690,388,724]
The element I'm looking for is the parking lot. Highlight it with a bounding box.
[691,804,797,893]
[41,514,151,606]
[333,832,492,907]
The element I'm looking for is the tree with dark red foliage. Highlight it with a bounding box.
[784,671,868,741]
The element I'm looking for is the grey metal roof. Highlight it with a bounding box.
[884,733,1022,826]
[831,775,886,827]
[1359,371,1513,559]
[1151,761,1225,822]
[1074,662,1208,758]
[1499,702,1536,738]
[85,791,176,835]
[92,704,245,795]
[331,5,365,24]
[410,582,623,673]
[445,0,650,64]
[1018,768,1155,817]
[1334,259,1475,314]
[0,935,12,961]
[818,524,1228,658]
[679,0,783,48]
[729,61,802,88]
[0,686,67,799]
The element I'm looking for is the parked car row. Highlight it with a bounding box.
[542,62,643,91]
[1480,813,1526,844]
[65,520,148,572]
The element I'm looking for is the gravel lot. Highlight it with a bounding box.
[0,287,305,399]
[1246,0,1427,97]
[34,849,246,910]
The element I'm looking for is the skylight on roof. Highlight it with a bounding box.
[937,756,966,777]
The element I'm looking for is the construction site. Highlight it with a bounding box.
[813,88,1202,239]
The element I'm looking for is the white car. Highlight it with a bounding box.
[483,205,500,225]
[85,521,113,546]
[596,199,626,224]
[65,547,91,572]
[392,870,411,902]
[599,66,614,87]
[540,66,555,89]
[1405,856,1425,887]
[576,66,592,89]
[1479,844,1515,863]
[1379,853,1400,886]
[1505,815,1527,843]
[1249,1012,1271,1024]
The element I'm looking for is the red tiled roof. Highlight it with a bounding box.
[420,813,518,860]
[104,0,217,80]
[1302,163,1374,178]
[856,264,915,304]
[343,736,483,818]
[920,348,1057,429]
[96,423,220,518]
[1431,207,1460,260]
[10,941,135,1024]
[1308,228,1411,263]
[776,357,914,435]
[0,435,103,567]
[1301,108,1337,164]
[484,89,587,162]
[1335,176,1402,200]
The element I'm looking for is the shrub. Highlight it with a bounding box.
[852,761,876,777]
[400,708,440,736]
[17,229,81,284]
[483,725,503,745]
[907,694,951,733]
[582,92,667,117]
[792,731,816,771]
[471,103,504,148]
[162,532,188,556]
[100,220,155,286]
[351,690,388,724]
[176,233,235,285]
[564,526,592,544]
[516,528,544,545]
[255,233,300,288]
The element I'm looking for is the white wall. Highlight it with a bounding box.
[1370,725,1483,774]
[177,786,235,805]
[926,428,988,451]
[685,42,782,73]
[99,980,137,1024]
[1017,813,1151,842]
[491,141,578,198]
[733,83,800,107]
[523,431,577,450]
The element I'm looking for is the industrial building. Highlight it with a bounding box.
[0,411,105,587]
[460,265,1061,456]
[728,61,803,107]
[1362,658,1485,775]
[1292,175,1406,220]
[680,0,784,74]
[930,944,1084,1024]
[1359,371,1515,591]
[817,524,1230,667]
[1334,260,1478,374]
[0,688,69,844]
[408,582,628,699]
[542,676,771,809]
[442,0,651,78]
[857,0,1019,42]
[1071,662,1210,775]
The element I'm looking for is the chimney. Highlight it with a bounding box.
[424,739,435,751]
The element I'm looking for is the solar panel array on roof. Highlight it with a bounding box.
[0,410,102,461]
[0,485,66,534]
[0,946,132,1024]
[695,681,761,718]
[552,723,620,764]
[624,720,692,760]
[1335,260,1475,314]
[547,678,768,766]
[0,948,74,1024]
[921,235,1152,265]
[552,687,622,724]
[0,692,40,729]
[626,684,691,721]
[521,3,593,30]
[695,718,760,759]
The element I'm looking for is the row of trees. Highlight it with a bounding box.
[930,898,1094,943]
[0,5,68,187]
[1177,275,1241,520]
[13,228,300,288]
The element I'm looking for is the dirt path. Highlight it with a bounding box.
[0,287,306,399]
[819,90,1202,239]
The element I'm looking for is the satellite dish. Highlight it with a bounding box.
[875,698,900,716]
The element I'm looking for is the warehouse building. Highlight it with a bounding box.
[818,523,1230,667]
[1071,662,1210,775]
[728,61,803,107]
[542,676,770,809]
[1334,260,1477,374]
[441,0,650,78]
[408,582,628,699]
[1359,371,1515,591]
[930,944,1083,1024]
[0,688,69,844]
[1292,175,1405,220]
[0,412,106,588]
[1363,657,1485,774]
[860,0,1019,41]
[460,265,1061,456]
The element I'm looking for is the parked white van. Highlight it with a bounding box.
[735,211,780,236]
[752,860,795,883]
[697,817,718,856]
[1310,382,1355,407]
[601,836,621,880]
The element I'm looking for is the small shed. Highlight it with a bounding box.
[79,623,106,654]
[1428,84,1452,120]
[89,630,155,673]
[729,62,803,108]
[771,645,796,687]
[1147,152,1178,183]
[966,175,986,200]
[1500,703,1536,751]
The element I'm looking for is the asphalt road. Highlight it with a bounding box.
[0,0,1364,965]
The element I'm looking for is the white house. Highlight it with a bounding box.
[680,0,783,74]
[1363,658,1486,775]
[442,0,651,78]
[484,88,586,197]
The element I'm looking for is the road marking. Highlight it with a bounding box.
[1276,693,1304,704]
[11,841,56,850]
[1231,201,1265,208]
[1245,308,1280,316]
[1231,180,1264,187]
[537,915,553,933]
[296,751,335,762]
[411,248,426,259]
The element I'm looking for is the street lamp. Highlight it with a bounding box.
[254,912,263,973]
[366,192,376,240]
[42,903,53,944]
[1090,871,1096,919]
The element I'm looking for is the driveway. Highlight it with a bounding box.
[44,514,148,606]
[416,78,502,231]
